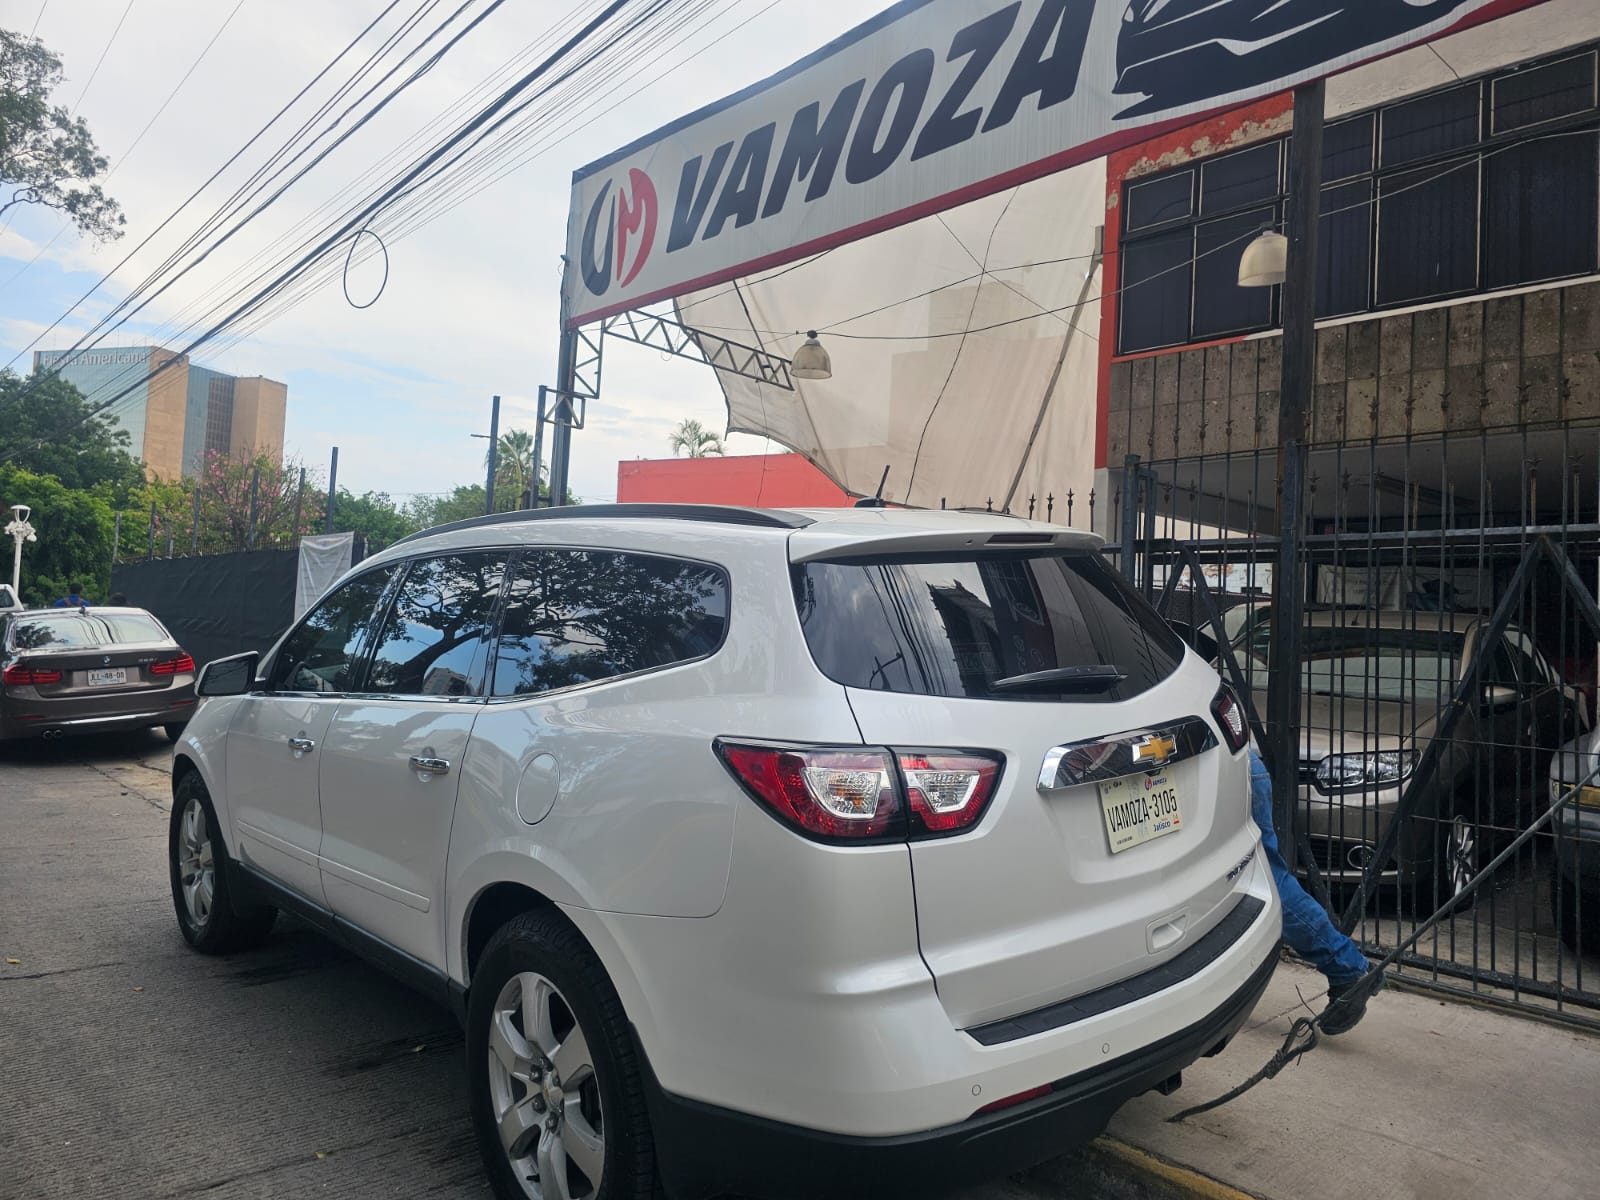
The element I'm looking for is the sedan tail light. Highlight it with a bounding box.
[716,741,1004,843]
[149,654,195,676]
[2,663,63,686]
[1211,685,1249,754]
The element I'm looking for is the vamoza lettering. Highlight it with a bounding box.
[578,0,1093,297]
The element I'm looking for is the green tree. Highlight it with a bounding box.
[0,463,115,604]
[0,29,125,241]
[668,418,724,458]
[489,428,536,512]
[331,488,418,550]
[0,369,145,498]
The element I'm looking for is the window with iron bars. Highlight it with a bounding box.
[1116,45,1600,356]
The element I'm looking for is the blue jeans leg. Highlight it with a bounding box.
[1250,750,1370,987]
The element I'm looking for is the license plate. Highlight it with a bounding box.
[1098,771,1184,854]
[86,667,127,688]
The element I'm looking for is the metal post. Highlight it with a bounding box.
[1120,454,1141,582]
[112,511,121,565]
[325,447,339,533]
[247,466,260,550]
[549,322,579,509]
[147,501,157,562]
[531,387,548,508]
[1265,81,1325,854]
[292,468,305,543]
[190,486,201,555]
[485,394,501,515]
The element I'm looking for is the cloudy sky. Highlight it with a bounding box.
[0,0,867,503]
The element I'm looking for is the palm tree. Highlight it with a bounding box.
[487,428,536,510]
[668,418,725,458]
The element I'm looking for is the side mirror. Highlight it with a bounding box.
[197,652,260,697]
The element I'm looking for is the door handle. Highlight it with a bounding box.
[287,736,316,755]
[410,755,451,776]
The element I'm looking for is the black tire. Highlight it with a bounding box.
[1551,864,1600,956]
[168,772,277,953]
[164,723,187,743]
[467,909,657,1200]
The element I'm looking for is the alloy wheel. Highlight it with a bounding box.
[1445,814,1477,898]
[486,971,605,1200]
[177,797,215,927]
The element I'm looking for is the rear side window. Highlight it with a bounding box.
[795,552,1185,702]
[99,612,167,642]
[364,552,508,697]
[270,566,397,693]
[492,549,728,697]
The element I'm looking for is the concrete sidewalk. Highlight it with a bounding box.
[1107,960,1600,1200]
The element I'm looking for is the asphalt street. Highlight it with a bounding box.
[0,732,1172,1200]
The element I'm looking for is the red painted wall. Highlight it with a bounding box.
[616,454,852,507]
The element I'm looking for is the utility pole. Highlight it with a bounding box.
[485,394,501,515]
[190,486,201,555]
[247,465,260,549]
[548,277,578,508]
[292,467,306,543]
[1264,81,1325,862]
[325,446,339,534]
[147,500,158,562]
[531,387,548,508]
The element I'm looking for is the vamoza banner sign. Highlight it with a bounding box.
[563,0,1551,326]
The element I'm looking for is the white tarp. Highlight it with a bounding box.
[675,158,1104,512]
[295,533,355,619]
[566,0,1537,324]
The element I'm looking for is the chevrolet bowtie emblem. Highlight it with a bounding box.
[1133,734,1177,766]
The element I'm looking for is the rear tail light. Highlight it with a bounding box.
[1211,685,1249,754]
[716,741,1004,843]
[717,743,901,841]
[2,664,63,686]
[974,1083,1053,1116]
[150,654,195,676]
[899,752,1002,835]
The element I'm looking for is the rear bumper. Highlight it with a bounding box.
[0,690,194,739]
[640,946,1279,1200]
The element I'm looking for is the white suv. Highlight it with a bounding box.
[168,504,1280,1200]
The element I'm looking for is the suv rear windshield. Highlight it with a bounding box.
[8,611,167,650]
[795,551,1185,701]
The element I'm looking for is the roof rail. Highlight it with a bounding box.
[389,502,813,548]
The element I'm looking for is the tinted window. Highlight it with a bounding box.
[1376,159,1480,305]
[1119,230,1192,353]
[1192,208,1276,339]
[1125,171,1192,231]
[364,553,508,697]
[99,612,168,642]
[796,552,1186,702]
[1317,180,1372,317]
[1482,135,1599,289]
[1199,143,1278,214]
[7,611,168,649]
[1381,85,1480,167]
[1321,115,1374,183]
[492,550,728,697]
[1491,53,1596,133]
[270,566,396,693]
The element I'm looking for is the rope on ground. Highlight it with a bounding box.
[1166,1016,1318,1123]
[1167,754,1600,1124]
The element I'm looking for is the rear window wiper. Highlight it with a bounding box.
[988,665,1128,694]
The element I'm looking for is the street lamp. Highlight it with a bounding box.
[6,504,37,600]
[1237,228,1288,288]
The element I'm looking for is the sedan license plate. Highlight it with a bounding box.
[1098,771,1184,854]
[86,667,127,688]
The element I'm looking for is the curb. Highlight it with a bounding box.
[1090,1136,1265,1200]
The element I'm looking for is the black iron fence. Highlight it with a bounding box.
[1101,417,1600,1029]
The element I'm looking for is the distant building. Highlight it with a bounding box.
[617,453,852,507]
[33,346,287,481]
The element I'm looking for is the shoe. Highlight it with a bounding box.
[1320,969,1385,1036]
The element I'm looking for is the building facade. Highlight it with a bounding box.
[33,346,287,481]
[1095,2,1599,537]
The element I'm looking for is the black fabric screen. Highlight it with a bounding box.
[110,550,298,671]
